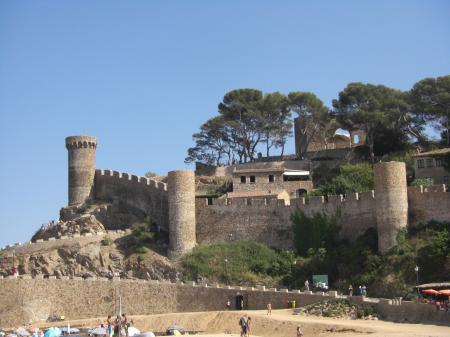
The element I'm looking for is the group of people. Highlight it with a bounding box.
[105,314,130,337]
[348,284,367,296]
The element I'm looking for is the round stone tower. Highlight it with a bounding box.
[167,170,196,259]
[65,135,97,206]
[374,161,408,254]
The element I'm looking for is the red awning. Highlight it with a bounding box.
[421,289,439,295]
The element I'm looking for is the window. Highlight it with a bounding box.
[268,175,274,182]
[426,158,433,168]
[436,158,443,167]
[240,176,246,183]
[207,198,213,205]
[250,175,256,183]
[417,159,424,168]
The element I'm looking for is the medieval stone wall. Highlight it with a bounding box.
[94,170,168,228]
[408,185,450,226]
[196,191,378,248]
[1,278,448,328]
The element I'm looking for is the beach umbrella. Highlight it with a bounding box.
[421,289,439,295]
[44,328,61,337]
[438,289,450,296]
[90,327,106,336]
[16,328,30,337]
[127,327,140,337]
[133,333,155,337]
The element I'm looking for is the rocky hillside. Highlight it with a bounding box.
[0,201,178,281]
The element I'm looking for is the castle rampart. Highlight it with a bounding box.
[407,184,450,226]
[66,136,97,206]
[94,169,168,228]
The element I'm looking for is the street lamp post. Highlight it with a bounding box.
[224,258,229,285]
[414,265,420,297]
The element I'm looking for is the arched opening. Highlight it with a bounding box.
[297,189,307,197]
[236,293,244,310]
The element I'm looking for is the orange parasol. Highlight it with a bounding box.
[421,289,439,295]
[438,289,450,296]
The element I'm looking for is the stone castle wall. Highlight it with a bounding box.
[407,184,450,226]
[94,169,169,228]
[197,184,450,250]
[196,191,378,248]
[0,278,448,328]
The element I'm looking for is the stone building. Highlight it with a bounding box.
[413,148,450,185]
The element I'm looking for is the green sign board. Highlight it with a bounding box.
[312,274,329,288]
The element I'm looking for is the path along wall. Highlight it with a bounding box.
[0,278,448,328]
[196,191,377,248]
[94,170,169,228]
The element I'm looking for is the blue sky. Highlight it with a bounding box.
[0,1,449,248]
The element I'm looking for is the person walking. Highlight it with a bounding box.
[304,280,309,291]
[296,325,304,337]
[246,317,252,337]
[239,314,248,337]
[121,313,129,337]
[267,302,272,315]
[226,298,231,310]
[348,284,353,296]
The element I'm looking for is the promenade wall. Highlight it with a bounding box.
[0,278,448,328]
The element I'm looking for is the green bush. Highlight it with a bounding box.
[292,210,340,257]
[137,254,145,262]
[129,217,154,253]
[101,237,114,246]
[314,163,374,196]
[181,241,294,286]
[411,177,434,187]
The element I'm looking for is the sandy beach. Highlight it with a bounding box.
[33,309,450,337]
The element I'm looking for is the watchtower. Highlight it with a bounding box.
[65,136,97,206]
[167,170,196,259]
[374,161,408,254]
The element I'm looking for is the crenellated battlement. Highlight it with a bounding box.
[197,190,376,210]
[96,169,167,191]
[65,136,97,150]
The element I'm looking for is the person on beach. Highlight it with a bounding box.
[348,284,353,296]
[106,315,113,337]
[239,314,248,337]
[121,313,129,337]
[296,325,304,337]
[304,280,309,291]
[267,302,272,315]
[226,298,231,310]
[246,316,252,337]
[114,316,120,337]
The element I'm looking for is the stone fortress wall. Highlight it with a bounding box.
[0,277,448,328]
[94,169,168,228]
[62,135,450,257]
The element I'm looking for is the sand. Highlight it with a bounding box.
[34,309,450,337]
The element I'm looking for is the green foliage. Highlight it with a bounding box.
[411,178,434,187]
[292,210,340,257]
[314,163,374,195]
[356,305,376,318]
[333,82,413,161]
[181,241,294,286]
[137,254,145,262]
[129,217,154,254]
[101,236,114,246]
[410,75,450,146]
